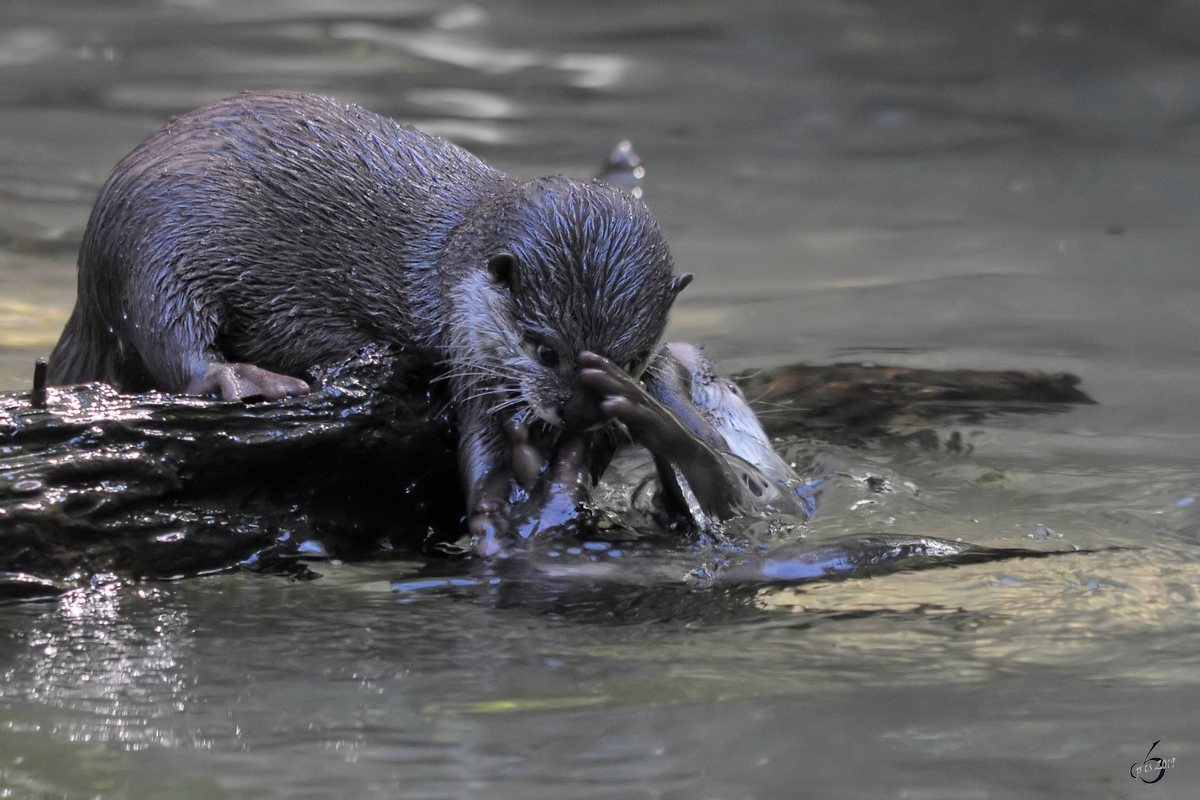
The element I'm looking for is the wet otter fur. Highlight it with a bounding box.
[48,90,690,541]
[491,343,810,553]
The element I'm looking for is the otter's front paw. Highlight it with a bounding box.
[504,414,547,489]
[578,350,678,452]
[579,350,744,519]
[191,362,310,401]
[468,465,518,556]
[507,433,593,539]
[469,497,510,557]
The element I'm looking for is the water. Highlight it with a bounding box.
[2,0,1200,796]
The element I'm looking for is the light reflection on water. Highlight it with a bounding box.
[2,548,1196,797]
[0,585,196,799]
[2,0,1200,797]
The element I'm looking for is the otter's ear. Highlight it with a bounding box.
[669,273,694,297]
[488,252,519,292]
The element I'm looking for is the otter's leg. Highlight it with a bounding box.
[455,395,517,556]
[501,416,597,540]
[578,350,745,518]
[86,266,310,399]
[131,307,310,400]
[461,395,601,554]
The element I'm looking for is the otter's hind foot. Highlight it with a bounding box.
[190,362,310,401]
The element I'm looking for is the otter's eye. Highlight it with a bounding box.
[487,252,518,290]
[525,334,561,368]
[537,344,560,368]
[623,350,652,374]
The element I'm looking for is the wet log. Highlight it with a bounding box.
[0,349,1094,586]
[737,362,1093,442]
[0,349,463,582]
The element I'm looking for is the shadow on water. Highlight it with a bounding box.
[391,532,1100,627]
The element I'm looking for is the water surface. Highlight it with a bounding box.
[2,0,1199,796]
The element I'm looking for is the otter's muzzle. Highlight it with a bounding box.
[561,383,605,430]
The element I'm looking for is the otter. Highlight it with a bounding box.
[582,344,810,519]
[485,342,810,554]
[47,90,691,542]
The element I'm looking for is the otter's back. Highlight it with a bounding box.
[51,90,510,389]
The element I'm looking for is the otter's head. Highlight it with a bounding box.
[444,176,691,429]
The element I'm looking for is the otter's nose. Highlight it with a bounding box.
[560,384,603,430]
